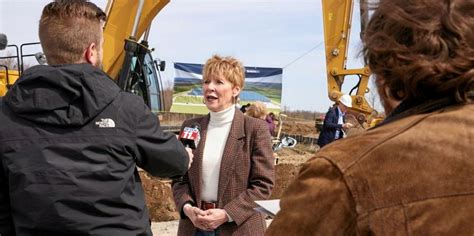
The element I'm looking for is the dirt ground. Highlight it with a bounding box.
[151,221,178,236]
[280,118,318,138]
[146,118,318,234]
[151,220,274,235]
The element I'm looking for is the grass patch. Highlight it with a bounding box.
[170,104,208,114]
[174,96,202,104]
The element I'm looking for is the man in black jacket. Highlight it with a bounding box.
[317,94,354,148]
[0,1,192,235]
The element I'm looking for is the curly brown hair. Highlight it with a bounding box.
[363,0,474,103]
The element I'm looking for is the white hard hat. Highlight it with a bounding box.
[339,94,352,108]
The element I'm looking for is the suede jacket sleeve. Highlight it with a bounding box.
[265,157,357,235]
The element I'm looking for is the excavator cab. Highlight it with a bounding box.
[0,42,43,96]
[102,0,170,113]
[117,38,165,113]
[2,0,169,113]
[0,38,165,113]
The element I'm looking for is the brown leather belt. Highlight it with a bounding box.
[201,201,217,210]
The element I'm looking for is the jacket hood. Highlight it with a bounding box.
[5,64,121,126]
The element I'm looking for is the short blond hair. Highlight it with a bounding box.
[39,0,106,65]
[246,101,268,119]
[202,55,245,90]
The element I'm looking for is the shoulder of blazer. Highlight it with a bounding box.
[242,113,269,137]
[181,114,210,129]
[242,114,264,127]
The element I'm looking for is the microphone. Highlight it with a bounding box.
[0,34,7,50]
[179,123,201,149]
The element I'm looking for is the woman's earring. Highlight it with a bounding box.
[202,97,206,104]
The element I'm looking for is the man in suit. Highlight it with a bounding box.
[317,94,354,148]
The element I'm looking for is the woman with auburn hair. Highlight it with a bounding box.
[173,55,274,236]
[266,0,474,235]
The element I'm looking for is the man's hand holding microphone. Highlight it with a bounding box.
[178,123,201,169]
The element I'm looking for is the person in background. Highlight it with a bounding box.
[246,101,274,135]
[172,55,274,236]
[265,112,277,137]
[239,103,251,113]
[0,1,192,235]
[316,94,354,148]
[246,101,267,120]
[246,102,280,165]
[266,0,474,234]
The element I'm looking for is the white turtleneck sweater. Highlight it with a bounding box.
[201,105,235,202]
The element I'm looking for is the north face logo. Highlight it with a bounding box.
[95,118,115,128]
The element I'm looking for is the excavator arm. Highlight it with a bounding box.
[102,0,168,79]
[322,0,372,122]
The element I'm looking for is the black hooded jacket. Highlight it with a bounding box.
[0,64,189,235]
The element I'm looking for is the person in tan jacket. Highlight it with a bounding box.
[266,0,474,235]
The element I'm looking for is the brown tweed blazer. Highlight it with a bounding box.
[172,108,275,236]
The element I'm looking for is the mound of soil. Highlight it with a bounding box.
[281,119,317,138]
[140,173,179,222]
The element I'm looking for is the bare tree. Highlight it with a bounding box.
[0,52,19,71]
[161,80,174,112]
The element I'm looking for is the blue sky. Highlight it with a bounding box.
[0,0,380,112]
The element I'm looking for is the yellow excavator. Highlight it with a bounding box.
[0,37,29,97]
[321,0,377,124]
[0,0,169,112]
